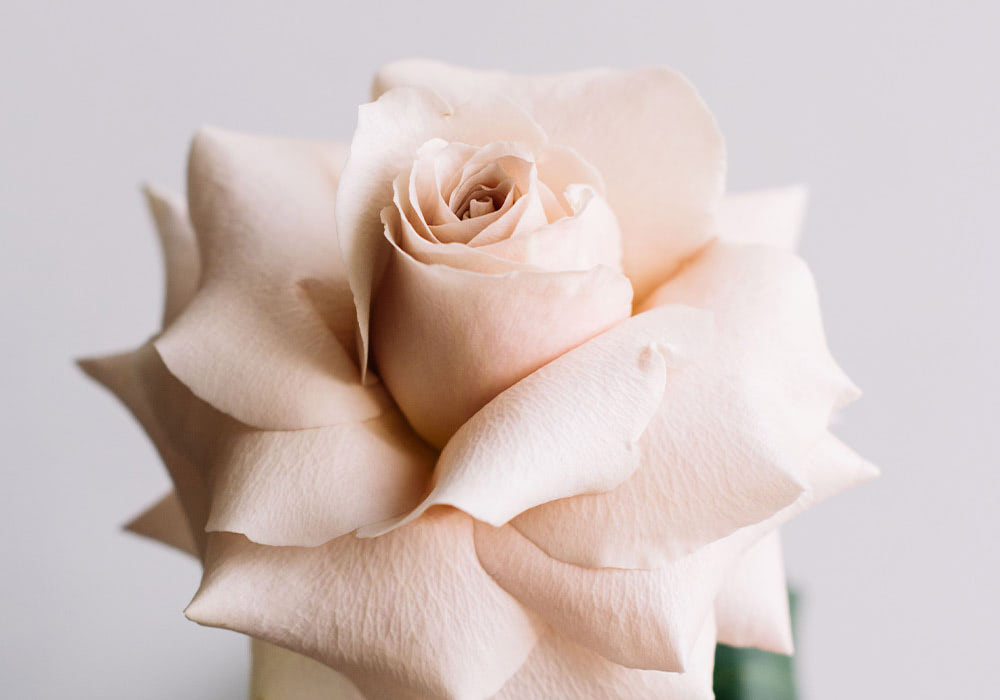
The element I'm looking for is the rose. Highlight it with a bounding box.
[363,126,631,447]
[81,59,877,699]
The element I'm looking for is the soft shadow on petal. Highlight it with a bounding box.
[474,431,876,673]
[336,86,548,373]
[155,128,381,431]
[372,209,633,448]
[78,347,210,558]
[716,186,808,250]
[511,242,858,569]
[372,60,726,301]
[142,185,200,327]
[86,339,427,552]
[714,531,794,654]
[359,305,713,538]
[206,410,434,547]
[474,520,714,673]
[186,509,539,700]
[125,491,199,557]
[494,619,716,700]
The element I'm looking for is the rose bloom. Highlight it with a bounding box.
[81,59,876,699]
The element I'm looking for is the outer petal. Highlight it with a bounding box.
[85,339,422,550]
[372,60,726,300]
[511,242,857,568]
[714,531,794,654]
[155,128,382,430]
[205,410,433,547]
[359,305,713,537]
[125,491,198,557]
[143,185,201,326]
[336,86,547,373]
[716,186,808,250]
[474,432,876,673]
[186,509,539,700]
[372,212,633,448]
[78,347,210,558]
[250,639,365,700]
[494,620,716,700]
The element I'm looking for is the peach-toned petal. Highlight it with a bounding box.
[372,60,726,300]
[484,185,622,272]
[359,305,713,538]
[717,186,808,250]
[402,186,620,274]
[142,185,200,327]
[186,509,539,700]
[125,491,198,557]
[474,520,715,672]
[534,144,606,209]
[84,341,426,551]
[511,241,858,568]
[475,432,876,673]
[372,211,633,448]
[155,128,381,430]
[250,639,366,700]
[393,183,530,274]
[494,620,715,700]
[206,410,433,547]
[78,347,209,558]
[714,531,794,654]
[336,87,547,373]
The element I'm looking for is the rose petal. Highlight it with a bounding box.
[85,340,422,550]
[336,86,548,373]
[142,185,200,327]
[78,347,210,558]
[474,520,714,672]
[155,127,381,430]
[186,509,539,700]
[717,186,808,250]
[359,305,713,538]
[125,491,198,557]
[534,144,606,209]
[205,410,433,547]
[250,639,366,700]
[372,209,633,448]
[474,432,876,673]
[485,185,621,272]
[511,242,858,569]
[495,620,715,700]
[714,531,794,654]
[372,60,726,301]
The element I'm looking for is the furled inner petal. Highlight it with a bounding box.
[336,87,549,375]
[371,60,727,301]
[372,205,633,447]
[390,143,621,276]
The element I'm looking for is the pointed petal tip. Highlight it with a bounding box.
[75,356,99,378]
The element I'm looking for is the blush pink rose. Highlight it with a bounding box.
[81,59,876,699]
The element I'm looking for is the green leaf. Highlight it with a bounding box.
[713,589,799,700]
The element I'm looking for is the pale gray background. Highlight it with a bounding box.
[2,1,997,698]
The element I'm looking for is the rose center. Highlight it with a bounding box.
[453,179,516,220]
